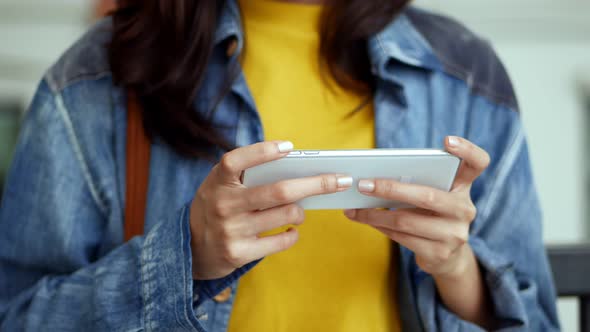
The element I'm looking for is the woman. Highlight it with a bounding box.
[0,0,559,331]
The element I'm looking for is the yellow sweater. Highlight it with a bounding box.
[228,1,401,331]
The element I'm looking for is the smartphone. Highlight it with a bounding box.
[242,149,461,210]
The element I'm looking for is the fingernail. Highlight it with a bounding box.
[447,136,460,148]
[344,209,357,218]
[358,179,375,193]
[337,176,353,189]
[277,141,294,153]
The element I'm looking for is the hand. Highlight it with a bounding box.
[344,136,490,278]
[190,141,353,280]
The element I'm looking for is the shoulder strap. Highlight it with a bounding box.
[124,90,151,242]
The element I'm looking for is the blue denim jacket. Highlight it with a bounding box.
[0,2,559,331]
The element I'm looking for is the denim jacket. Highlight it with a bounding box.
[0,2,559,331]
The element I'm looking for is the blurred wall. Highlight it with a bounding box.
[0,0,88,106]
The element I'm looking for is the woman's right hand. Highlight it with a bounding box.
[189,141,352,280]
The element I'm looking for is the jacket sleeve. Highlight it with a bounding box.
[413,105,561,331]
[0,80,249,332]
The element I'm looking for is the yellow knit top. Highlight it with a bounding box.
[228,1,401,331]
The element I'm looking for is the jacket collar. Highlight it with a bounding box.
[214,1,441,104]
[214,0,243,52]
[367,12,442,77]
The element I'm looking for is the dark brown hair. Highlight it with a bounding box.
[109,0,409,158]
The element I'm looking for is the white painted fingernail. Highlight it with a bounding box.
[448,136,460,147]
[358,179,375,193]
[277,141,294,153]
[337,176,353,188]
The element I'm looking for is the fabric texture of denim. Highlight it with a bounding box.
[0,2,559,331]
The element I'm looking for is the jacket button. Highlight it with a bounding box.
[213,287,232,303]
[226,38,238,57]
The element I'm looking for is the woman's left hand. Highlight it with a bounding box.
[344,136,490,278]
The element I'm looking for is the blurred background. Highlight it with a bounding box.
[0,0,588,330]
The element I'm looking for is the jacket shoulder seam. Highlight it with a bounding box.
[405,7,518,110]
[52,71,113,94]
[51,87,109,216]
[45,18,113,93]
[441,59,518,110]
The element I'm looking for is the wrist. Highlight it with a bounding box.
[433,243,475,282]
[432,243,496,329]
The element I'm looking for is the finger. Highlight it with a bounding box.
[243,227,300,262]
[372,226,447,268]
[445,136,490,188]
[246,204,305,236]
[357,179,475,219]
[216,141,294,183]
[243,174,353,211]
[345,208,461,242]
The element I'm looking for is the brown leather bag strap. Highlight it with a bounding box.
[124,90,151,242]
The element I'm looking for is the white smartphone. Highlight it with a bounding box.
[242,149,461,210]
